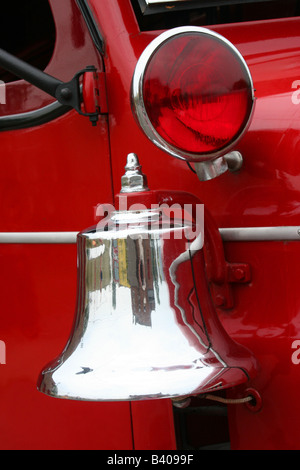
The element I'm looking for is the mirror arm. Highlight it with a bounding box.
[0,48,99,125]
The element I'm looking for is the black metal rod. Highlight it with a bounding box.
[0,48,62,98]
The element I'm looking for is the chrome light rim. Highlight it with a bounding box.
[131,26,255,163]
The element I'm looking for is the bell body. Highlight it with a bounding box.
[38,206,256,401]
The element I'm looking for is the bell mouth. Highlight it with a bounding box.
[37,358,251,402]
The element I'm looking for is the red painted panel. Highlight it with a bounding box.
[0,244,133,449]
[91,2,300,230]
[131,400,177,450]
[0,0,127,449]
[221,240,300,450]
[0,112,112,232]
[90,0,300,449]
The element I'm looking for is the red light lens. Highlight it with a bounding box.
[142,32,253,158]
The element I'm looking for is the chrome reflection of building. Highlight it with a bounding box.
[87,232,160,327]
[127,236,155,327]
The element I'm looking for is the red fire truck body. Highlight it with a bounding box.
[0,0,300,450]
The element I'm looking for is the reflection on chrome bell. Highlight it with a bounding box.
[37,154,257,401]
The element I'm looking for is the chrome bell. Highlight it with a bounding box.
[38,154,257,401]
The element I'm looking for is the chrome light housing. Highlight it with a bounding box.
[131,26,255,179]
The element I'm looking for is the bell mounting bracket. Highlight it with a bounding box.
[0,48,101,125]
[117,186,251,310]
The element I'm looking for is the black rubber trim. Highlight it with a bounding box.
[75,0,104,54]
[0,100,72,132]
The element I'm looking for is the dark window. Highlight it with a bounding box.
[0,0,56,82]
[131,0,300,31]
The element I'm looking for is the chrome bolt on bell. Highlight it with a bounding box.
[121,153,149,193]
